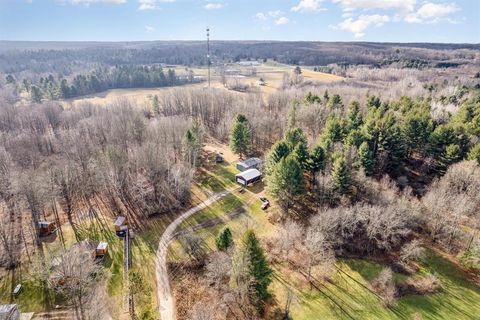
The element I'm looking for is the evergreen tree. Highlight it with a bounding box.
[5,74,15,84]
[229,114,252,158]
[216,227,233,251]
[284,128,307,150]
[242,230,273,308]
[267,155,305,211]
[331,155,351,195]
[266,140,291,174]
[292,142,309,169]
[347,101,363,130]
[323,89,329,102]
[328,94,343,109]
[358,141,375,176]
[304,92,321,104]
[429,125,469,160]
[294,66,302,75]
[322,115,345,143]
[30,85,42,103]
[438,144,462,174]
[152,95,160,114]
[307,145,326,174]
[367,95,381,109]
[468,143,480,165]
[402,113,433,156]
[344,129,365,148]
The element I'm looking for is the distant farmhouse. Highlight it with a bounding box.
[238,60,260,66]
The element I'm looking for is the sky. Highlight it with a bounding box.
[0,0,479,42]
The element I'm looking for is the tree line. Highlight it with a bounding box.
[6,65,194,102]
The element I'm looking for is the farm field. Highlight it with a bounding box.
[62,62,343,108]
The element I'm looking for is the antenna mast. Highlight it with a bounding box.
[206,27,211,88]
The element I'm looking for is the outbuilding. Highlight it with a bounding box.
[236,157,262,172]
[0,304,20,320]
[95,242,108,258]
[114,216,127,232]
[38,221,56,237]
[235,169,262,187]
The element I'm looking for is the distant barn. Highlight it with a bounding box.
[236,158,262,172]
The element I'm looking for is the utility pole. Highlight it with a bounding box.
[206,27,211,88]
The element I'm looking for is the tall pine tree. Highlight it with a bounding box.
[229,114,252,158]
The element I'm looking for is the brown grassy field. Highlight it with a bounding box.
[63,62,343,107]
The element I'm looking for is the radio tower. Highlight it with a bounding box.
[206,27,211,88]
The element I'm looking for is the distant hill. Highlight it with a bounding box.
[0,41,478,75]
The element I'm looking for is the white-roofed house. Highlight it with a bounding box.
[235,169,262,187]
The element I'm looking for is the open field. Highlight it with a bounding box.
[61,62,343,108]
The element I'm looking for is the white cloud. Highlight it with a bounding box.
[138,0,156,10]
[291,0,324,13]
[138,0,175,10]
[145,25,155,33]
[268,10,283,18]
[333,0,416,13]
[255,12,267,20]
[63,0,126,4]
[335,14,390,38]
[205,2,224,10]
[405,2,459,23]
[275,17,289,25]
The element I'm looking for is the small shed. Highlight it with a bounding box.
[95,242,108,258]
[236,158,262,172]
[114,216,127,232]
[0,304,20,320]
[38,221,56,237]
[235,169,262,186]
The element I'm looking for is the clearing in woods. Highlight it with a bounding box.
[62,63,343,108]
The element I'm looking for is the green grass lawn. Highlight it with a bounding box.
[270,250,480,320]
[169,152,480,320]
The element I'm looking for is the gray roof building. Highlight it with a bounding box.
[0,304,20,320]
[236,157,262,172]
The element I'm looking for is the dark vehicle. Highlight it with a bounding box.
[215,152,224,163]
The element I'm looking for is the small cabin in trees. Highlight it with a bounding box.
[236,157,262,172]
[38,221,56,237]
[0,304,20,320]
[95,242,108,258]
[235,169,262,187]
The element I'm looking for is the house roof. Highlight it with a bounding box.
[0,304,18,314]
[114,216,126,226]
[237,157,262,168]
[97,242,108,250]
[235,169,261,181]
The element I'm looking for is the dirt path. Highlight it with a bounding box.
[155,190,231,320]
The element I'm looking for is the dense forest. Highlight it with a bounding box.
[5,65,192,101]
[1,41,478,75]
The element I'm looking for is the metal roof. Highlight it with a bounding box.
[0,304,18,315]
[237,157,262,167]
[97,242,108,250]
[114,216,126,226]
[235,169,261,181]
